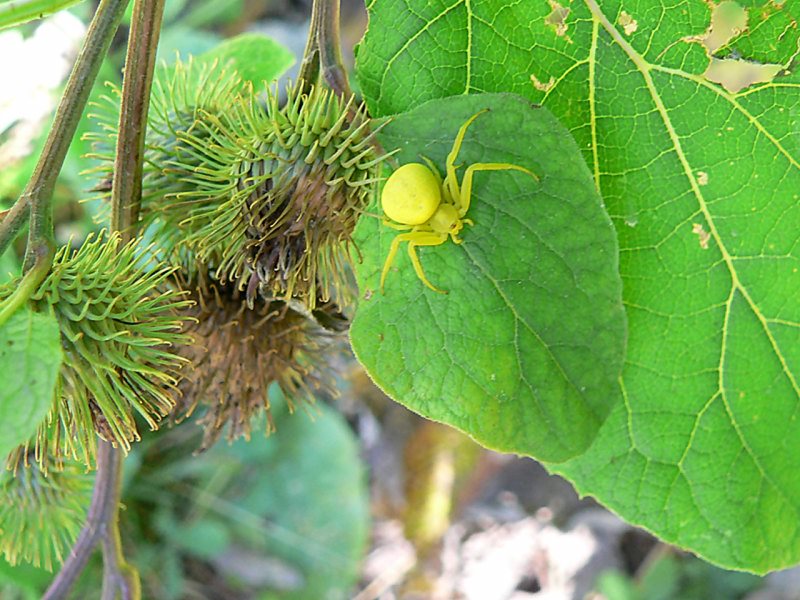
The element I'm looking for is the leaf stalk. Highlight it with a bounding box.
[0,248,52,327]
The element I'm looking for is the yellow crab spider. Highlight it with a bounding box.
[379,109,538,294]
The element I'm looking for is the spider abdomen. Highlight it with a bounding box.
[381,163,441,225]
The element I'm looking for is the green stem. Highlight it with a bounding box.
[0,198,30,258]
[0,251,51,327]
[298,0,350,97]
[22,0,130,271]
[101,0,165,597]
[110,0,166,240]
[316,0,349,96]
[0,0,88,30]
[298,0,322,86]
[42,442,124,600]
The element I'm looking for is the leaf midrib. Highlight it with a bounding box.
[585,0,800,402]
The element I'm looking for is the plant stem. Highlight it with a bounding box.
[110,0,165,239]
[20,0,128,272]
[101,0,165,597]
[40,0,164,598]
[298,0,350,97]
[0,197,31,257]
[0,248,51,326]
[43,441,121,600]
[316,0,349,96]
[298,1,322,86]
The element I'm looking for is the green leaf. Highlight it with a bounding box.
[127,398,369,598]
[355,0,549,118]
[195,32,295,88]
[594,571,637,600]
[0,307,61,456]
[223,402,371,599]
[0,249,20,286]
[182,0,243,28]
[155,26,222,64]
[0,557,50,600]
[350,93,626,463]
[169,519,231,560]
[357,0,800,573]
[0,0,87,31]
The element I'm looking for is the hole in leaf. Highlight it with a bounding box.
[545,0,570,38]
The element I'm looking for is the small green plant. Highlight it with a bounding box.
[0,0,797,596]
[595,551,763,600]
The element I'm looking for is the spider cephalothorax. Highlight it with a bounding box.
[379,110,538,294]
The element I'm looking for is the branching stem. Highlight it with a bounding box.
[298,0,350,97]
[20,0,129,272]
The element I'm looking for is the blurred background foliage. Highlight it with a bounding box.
[0,0,796,598]
[0,392,370,599]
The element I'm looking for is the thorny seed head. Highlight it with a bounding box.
[83,58,244,248]
[0,455,92,571]
[235,81,388,308]
[170,268,344,452]
[1,233,193,471]
[87,59,389,309]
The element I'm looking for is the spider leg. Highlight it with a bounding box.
[420,155,459,207]
[445,110,489,205]
[407,232,449,293]
[380,233,408,293]
[382,218,414,231]
[420,156,443,186]
[380,231,449,294]
[458,163,539,215]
